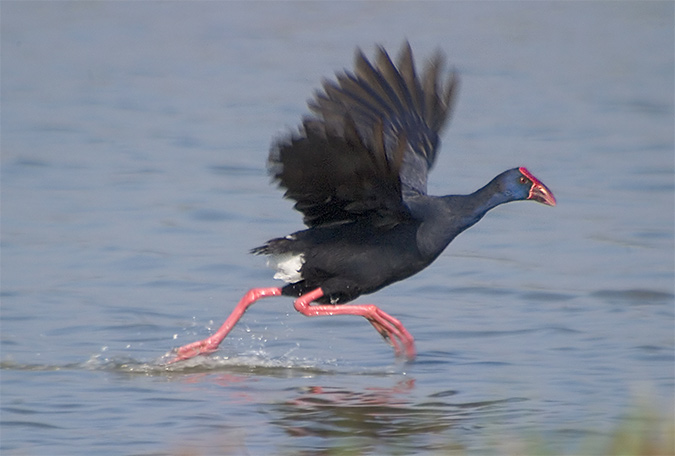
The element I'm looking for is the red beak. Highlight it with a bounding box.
[519,167,557,206]
[529,182,557,206]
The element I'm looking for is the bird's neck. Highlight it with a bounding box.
[412,178,510,259]
[464,176,513,217]
[442,177,513,233]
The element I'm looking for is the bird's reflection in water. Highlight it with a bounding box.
[122,356,528,452]
[271,378,469,453]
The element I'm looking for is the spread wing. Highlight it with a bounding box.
[268,41,459,228]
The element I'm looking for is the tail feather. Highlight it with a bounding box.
[251,237,304,284]
[250,235,292,256]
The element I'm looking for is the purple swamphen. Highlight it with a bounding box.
[170,42,556,363]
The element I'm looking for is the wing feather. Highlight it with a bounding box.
[268,41,458,228]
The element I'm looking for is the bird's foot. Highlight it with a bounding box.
[166,338,219,364]
[291,288,417,361]
[367,315,416,360]
[369,319,395,345]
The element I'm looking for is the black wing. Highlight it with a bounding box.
[269,41,459,228]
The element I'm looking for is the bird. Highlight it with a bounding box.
[169,42,556,363]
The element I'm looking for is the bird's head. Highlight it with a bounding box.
[499,167,556,206]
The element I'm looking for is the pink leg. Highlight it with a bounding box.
[293,288,416,360]
[168,287,283,363]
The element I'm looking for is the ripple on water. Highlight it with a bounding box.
[591,288,674,305]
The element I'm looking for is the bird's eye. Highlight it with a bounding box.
[519,176,529,185]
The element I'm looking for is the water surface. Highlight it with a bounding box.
[2,2,673,455]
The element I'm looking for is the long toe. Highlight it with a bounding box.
[368,319,393,344]
[402,338,416,360]
[168,340,217,363]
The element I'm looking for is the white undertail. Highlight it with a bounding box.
[268,253,305,283]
